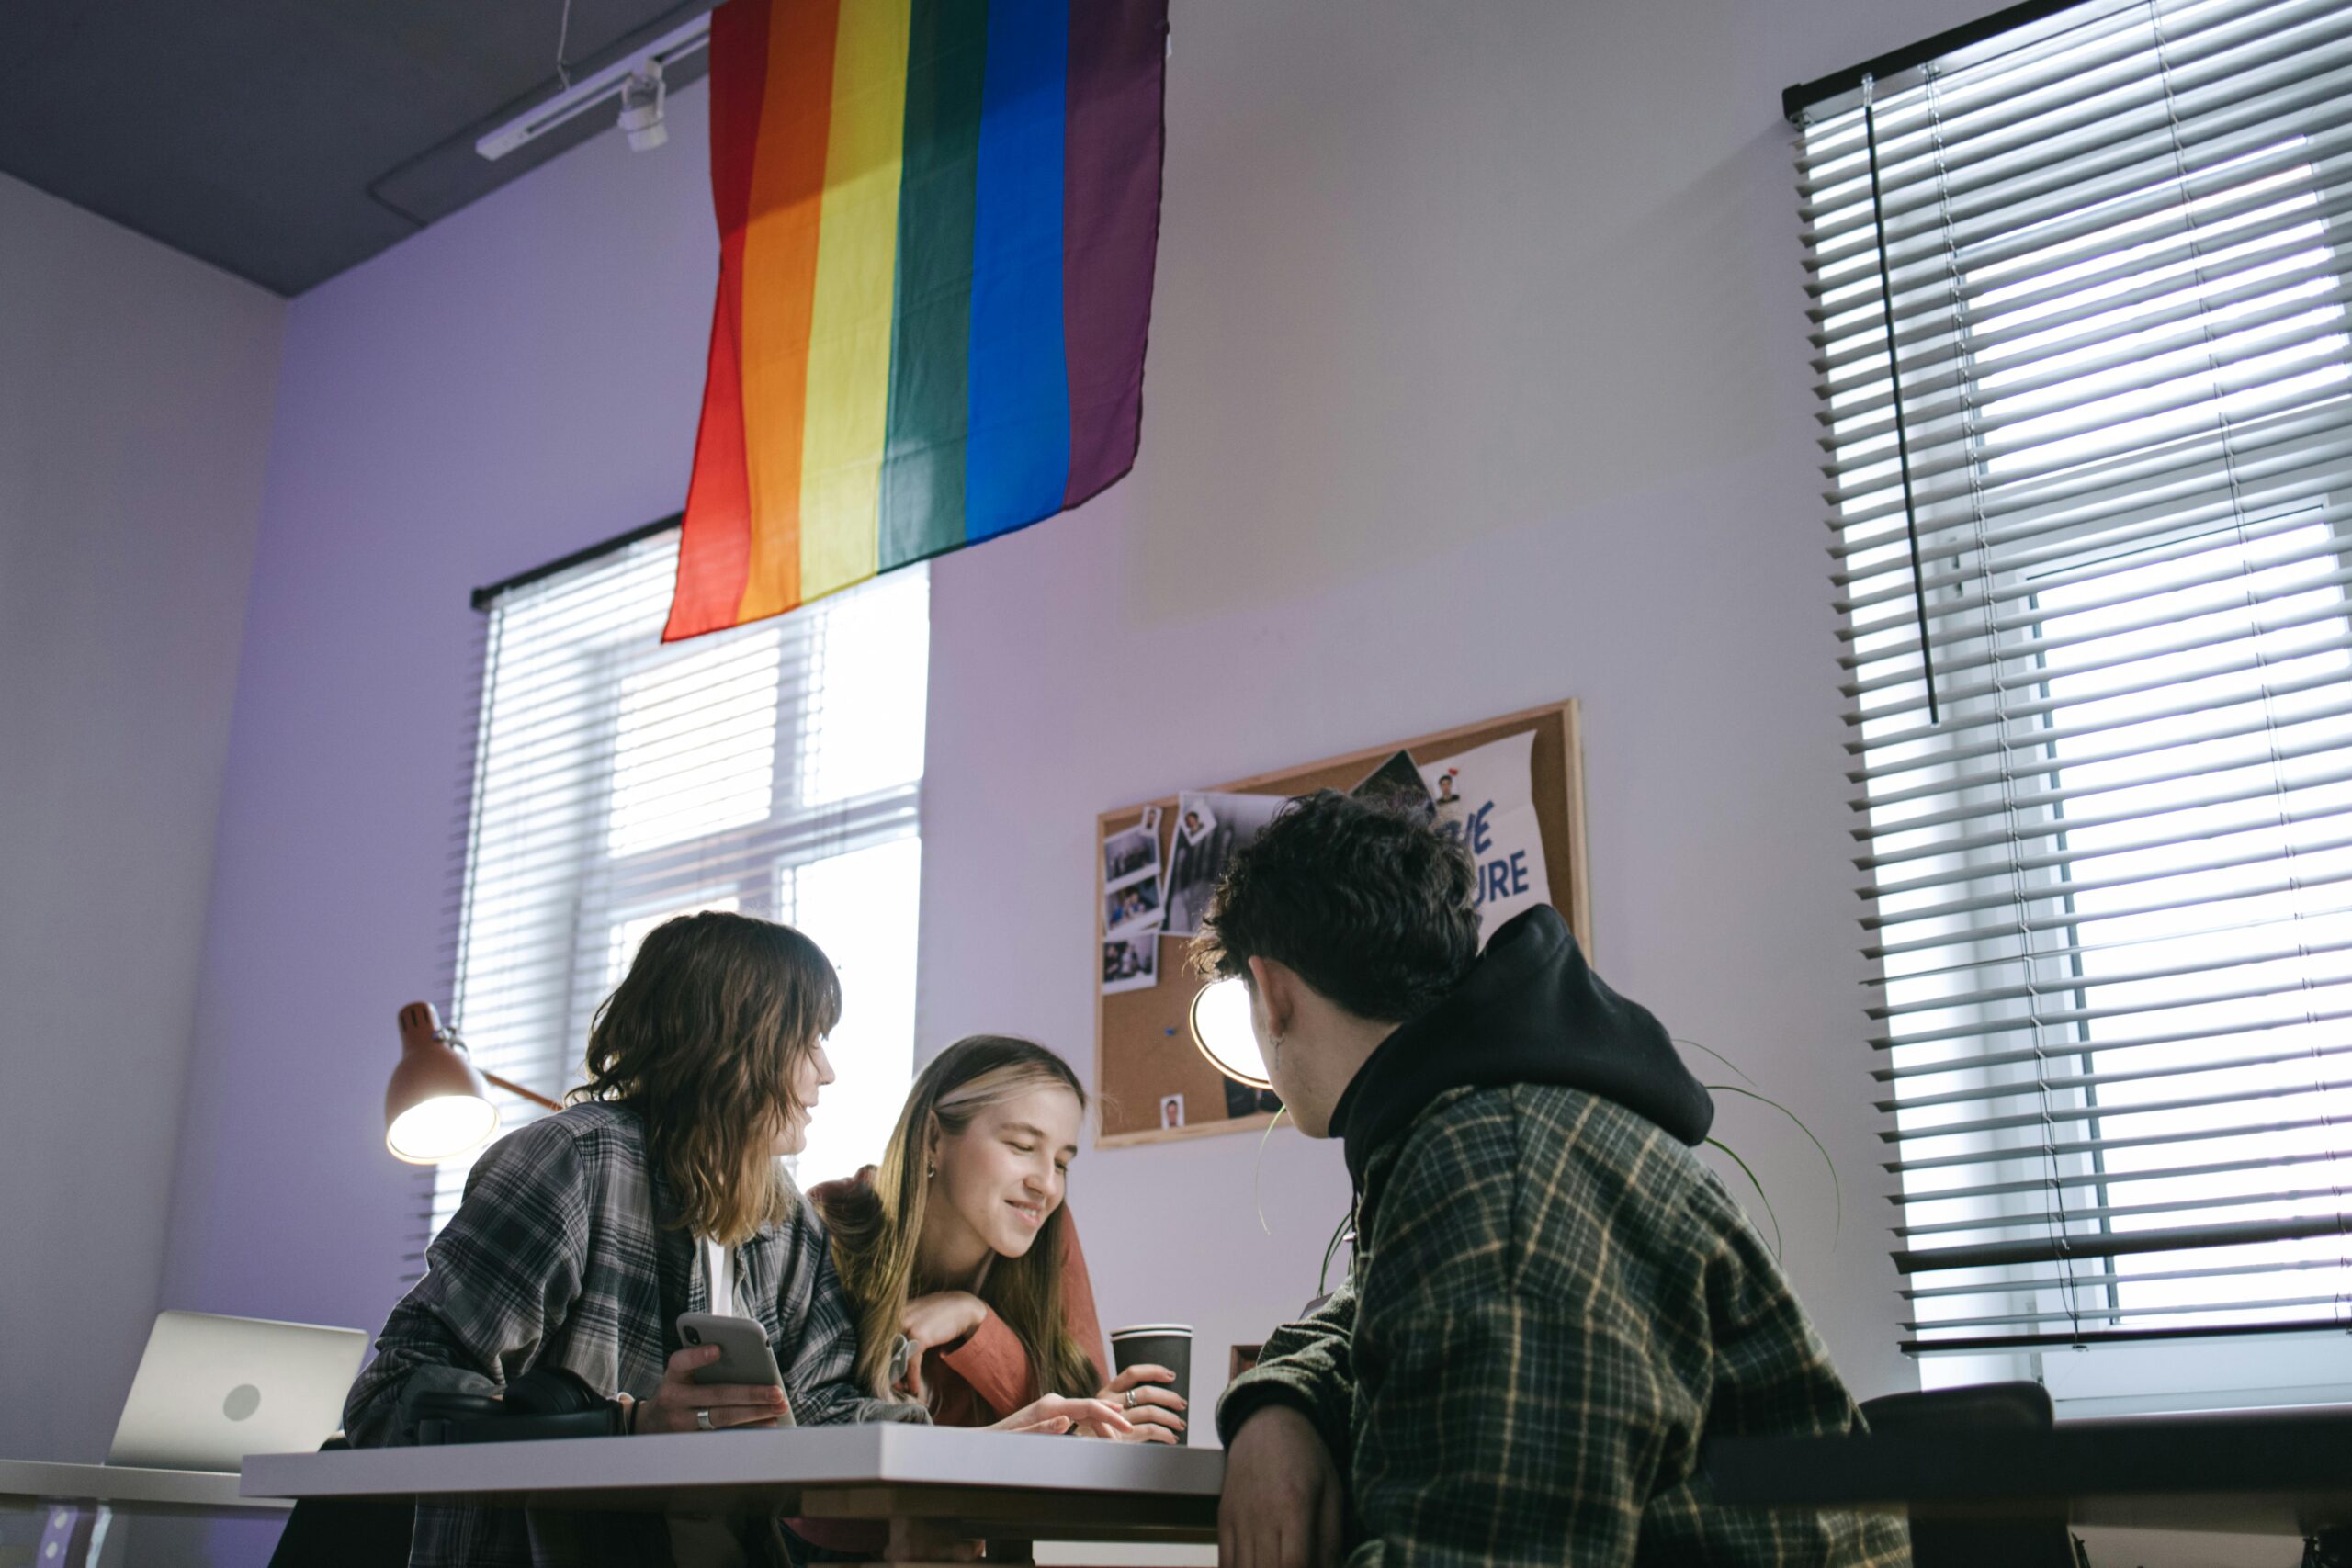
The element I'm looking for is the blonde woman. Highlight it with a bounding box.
[344,912,915,1567]
[812,1036,1183,1438]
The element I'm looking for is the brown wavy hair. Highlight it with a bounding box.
[573,910,841,1246]
[817,1036,1100,1406]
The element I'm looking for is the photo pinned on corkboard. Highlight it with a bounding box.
[1163,791,1286,939]
[1092,701,1589,1148]
[1102,932,1159,995]
[1103,813,1161,886]
[1102,802,1165,941]
[1350,749,1434,819]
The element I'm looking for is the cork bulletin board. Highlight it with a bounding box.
[1093,700,1589,1148]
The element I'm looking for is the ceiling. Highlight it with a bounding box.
[0,0,715,297]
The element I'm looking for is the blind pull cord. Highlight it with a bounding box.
[1861,74,1939,727]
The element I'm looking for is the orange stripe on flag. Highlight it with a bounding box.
[665,0,773,641]
[736,0,845,626]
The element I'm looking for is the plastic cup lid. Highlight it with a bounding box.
[1110,1324,1193,1337]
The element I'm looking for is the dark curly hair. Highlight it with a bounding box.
[1193,789,1480,1022]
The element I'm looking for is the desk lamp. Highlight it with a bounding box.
[1187,977,1271,1089]
[385,1001,562,1164]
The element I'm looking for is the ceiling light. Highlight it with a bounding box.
[617,65,668,153]
[476,13,707,163]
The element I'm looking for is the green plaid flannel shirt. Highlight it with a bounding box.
[1220,1085,1910,1567]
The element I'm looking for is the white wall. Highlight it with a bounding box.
[0,174,283,1464]
[161,0,2020,1486]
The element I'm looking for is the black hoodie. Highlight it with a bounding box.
[1326,904,1713,1201]
[1217,907,1904,1565]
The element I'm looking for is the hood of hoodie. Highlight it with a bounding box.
[1328,905,1713,1193]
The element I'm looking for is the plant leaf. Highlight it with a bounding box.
[1706,1083,1843,1250]
[1253,1103,1288,1235]
[1707,1136,1783,1259]
[1318,1204,1353,1297]
[1676,1035,1756,1086]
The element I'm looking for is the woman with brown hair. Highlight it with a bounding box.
[811,1035,1185,1439]
[343,911,1020,1566]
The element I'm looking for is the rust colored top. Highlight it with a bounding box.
[789,1171,1114,1555]
[807,1168,1110,1424]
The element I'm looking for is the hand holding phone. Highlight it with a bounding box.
[676,1313,789,1396]
[630,1314,793,1434]
[633,1340,792,1434]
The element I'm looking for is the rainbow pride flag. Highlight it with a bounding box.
[665,0,1169,640]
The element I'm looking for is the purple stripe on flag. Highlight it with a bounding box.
[1060,0,1168,508]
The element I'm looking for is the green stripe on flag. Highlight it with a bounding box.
[877,0,989,568]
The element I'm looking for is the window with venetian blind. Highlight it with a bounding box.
[1792,0,2352,1354]
[426,527,929,1240]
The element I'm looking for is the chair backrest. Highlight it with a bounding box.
[1860,1381,2052,1436]
[1858,1382,2084,1568]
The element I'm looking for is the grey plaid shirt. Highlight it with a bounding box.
[345,1101,918,1566]
[1220,1087,1910,1567]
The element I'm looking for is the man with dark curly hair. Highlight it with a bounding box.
[1201,789,1907,1568]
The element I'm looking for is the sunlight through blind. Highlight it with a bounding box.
[426,533,928,1242]
[1794,0,2352,1352]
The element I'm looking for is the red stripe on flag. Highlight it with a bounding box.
[667,0,773,641]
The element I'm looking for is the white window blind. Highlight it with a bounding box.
[1795,0,2352,1353]
[428,532,929,1241]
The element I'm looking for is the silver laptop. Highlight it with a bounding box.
[107,1310,369,1472]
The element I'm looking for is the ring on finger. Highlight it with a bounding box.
[695,1408,715,1431]
[1124,1390,1136,1409]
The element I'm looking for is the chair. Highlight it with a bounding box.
[1857,1382,2087,1568]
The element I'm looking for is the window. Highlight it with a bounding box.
[431,531,929,1237]
[1793,0,2352,1377]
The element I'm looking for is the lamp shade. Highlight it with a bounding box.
[385,1002,500,1164]
[1188,977,1271,1089]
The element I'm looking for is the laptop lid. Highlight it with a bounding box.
[107,1310,369,1472]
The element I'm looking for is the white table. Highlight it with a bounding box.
[0,1458,289,1567]
[244,1424,1223,1543]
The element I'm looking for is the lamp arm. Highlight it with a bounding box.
[480,1070,564,1113]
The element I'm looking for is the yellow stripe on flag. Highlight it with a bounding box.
[798,0,912,601]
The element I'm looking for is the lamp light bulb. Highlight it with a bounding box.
[387,1093,500,1165]
[1189,976,1271,1089]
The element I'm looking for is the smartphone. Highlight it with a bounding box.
[676,1312,792,1418]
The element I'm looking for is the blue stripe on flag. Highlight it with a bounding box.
[964,0,1072,541]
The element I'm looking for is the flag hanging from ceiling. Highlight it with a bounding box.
[665,0,1169,641]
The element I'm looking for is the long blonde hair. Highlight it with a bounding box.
[819,1036,1100,1406]
[573,911,841,1246]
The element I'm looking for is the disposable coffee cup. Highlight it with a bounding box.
[1109,1324,1193,1447]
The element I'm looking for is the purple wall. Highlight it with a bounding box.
[160,91,723,1330]
[144,0,2033,1555]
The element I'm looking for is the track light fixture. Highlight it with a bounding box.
[475,12,706,163]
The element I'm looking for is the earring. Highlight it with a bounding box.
[926,1162,935,1179]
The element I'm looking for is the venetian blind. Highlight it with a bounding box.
[1795,0,2352,1352]
[424,528,929,1243]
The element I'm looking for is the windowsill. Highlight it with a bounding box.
[1928,1329,2352,1420]
[2053,1383,2352,1419]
